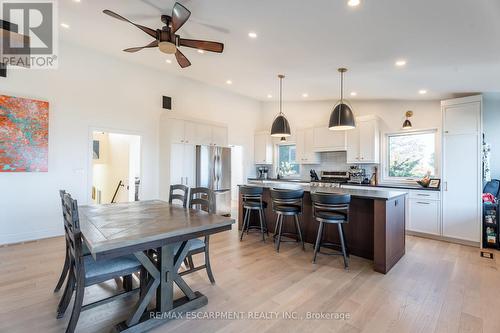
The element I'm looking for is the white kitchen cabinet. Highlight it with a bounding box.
[312,127,347,152]
[296,128,319,164]
[408,190,441,235]
[170,143,196,187]
[254,131,273,164]
[441,95,482,243]
[211,126,228,146]
[346,116,379,164]
[194,123,213,145]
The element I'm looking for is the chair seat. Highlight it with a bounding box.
[315,211,347,221]
[174,238,206,254]
[84,254,141,284]
[243,200,267,209]
[274,204,301,213]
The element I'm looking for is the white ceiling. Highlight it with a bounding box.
[59,0,500,101]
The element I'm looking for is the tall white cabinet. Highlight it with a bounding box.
[441,95,482,243]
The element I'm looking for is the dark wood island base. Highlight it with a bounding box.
[238,185,407,274]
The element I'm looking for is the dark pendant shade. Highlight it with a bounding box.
[329,103,356,130]
[271,115,291,137]
[402,119,412,129]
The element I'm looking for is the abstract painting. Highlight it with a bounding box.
[0,95,49,172]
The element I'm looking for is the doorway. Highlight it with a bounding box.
[90,131,141,204]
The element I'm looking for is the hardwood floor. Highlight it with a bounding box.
[1,225,499,333]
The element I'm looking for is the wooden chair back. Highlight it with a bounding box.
[188,187,213,213]
[169,184,189,207]
[60,191,85,275]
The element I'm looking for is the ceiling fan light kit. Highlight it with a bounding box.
[270,74,291,137]
[103,2,224,68]
[329,68,356,131]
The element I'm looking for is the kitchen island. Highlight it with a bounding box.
[238,183,407,274]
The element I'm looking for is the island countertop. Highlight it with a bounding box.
[239,183,407,201]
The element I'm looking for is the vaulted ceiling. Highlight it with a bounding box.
[60,0,500,101]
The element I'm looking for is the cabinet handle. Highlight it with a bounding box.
[417,194,430,197]
[416,201,430,205]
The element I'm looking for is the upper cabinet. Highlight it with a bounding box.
[312,127,347,152]
[296,128,320,164]
[165,118,228,146]
[254,131,273,164]
[346,116,380,164]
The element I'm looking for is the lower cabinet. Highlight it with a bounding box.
[407,190,441,236]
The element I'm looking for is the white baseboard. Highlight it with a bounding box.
[406,230,480,247]
[0,228,64,246]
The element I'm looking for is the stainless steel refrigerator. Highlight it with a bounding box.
[196,145,231,215]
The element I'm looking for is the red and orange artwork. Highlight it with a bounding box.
[0,95,49,172]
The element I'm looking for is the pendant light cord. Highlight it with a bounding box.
[340,70,344,102]
[279,75,283,115]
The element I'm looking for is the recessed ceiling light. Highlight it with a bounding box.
[248,32,258,38]
[60,23,70,29]
[395,59,407,67]
[302,93,309,98]
[419,89,427,95]
[347,0,361,7]
[73,0,81,2]
[166,59,172,64]
[350,92,357,96]
[226,80,232,85]
[267,94,272,98]
[197,49,205,54]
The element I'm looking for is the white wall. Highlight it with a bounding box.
[0,42,261,244]
[483,93,500,180]
[260,99,442,178]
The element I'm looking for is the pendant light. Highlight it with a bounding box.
[329,68,356,130]
[270,74,291,137]
[402,110,413,129]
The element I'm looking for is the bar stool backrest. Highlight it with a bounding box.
[270,188,305,211]
[169,184,189,207]
[240,185,264,205]
[310,192,351,217]
[189,187,213,213]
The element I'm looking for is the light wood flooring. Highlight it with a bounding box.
[1,225,499,333]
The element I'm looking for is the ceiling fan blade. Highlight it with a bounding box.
[178,38,224,53]
[175,49,191,68]
[171,2,191,33]
[103,9,158,38]
[123,40,159,53]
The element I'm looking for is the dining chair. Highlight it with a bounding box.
[168,184,189,207]
[180,187,216,284]
[56,191,142,333]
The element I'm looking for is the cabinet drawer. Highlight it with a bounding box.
[409,190,440,200]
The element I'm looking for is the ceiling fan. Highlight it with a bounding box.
[103,2,224,68]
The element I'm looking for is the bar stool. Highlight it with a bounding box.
[310,192,351,269]
[270,188,305,252]
[239,185,269,241]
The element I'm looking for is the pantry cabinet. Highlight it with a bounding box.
[254,131,273,164]
[312,126,347,152]
[346,116,380,164]
[296,128,320,164]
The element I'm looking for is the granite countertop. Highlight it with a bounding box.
[240,183,407,200]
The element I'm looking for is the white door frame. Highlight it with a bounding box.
[87,126,143,204]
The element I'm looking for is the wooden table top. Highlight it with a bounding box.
[79,200,234,260]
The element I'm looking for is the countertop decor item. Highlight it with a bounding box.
[402,110,413,129]
[329,68,356,130]
[270,74,291,137]
[417,174,431,188]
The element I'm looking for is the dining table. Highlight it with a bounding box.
[78,200,235,332]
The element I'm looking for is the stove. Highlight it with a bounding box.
[310,171,350,188]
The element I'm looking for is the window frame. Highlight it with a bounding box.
[276,143,300,178]
[381,128,439,184]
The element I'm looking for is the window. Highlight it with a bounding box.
[386,130,437,180]
[278,144,300,176]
